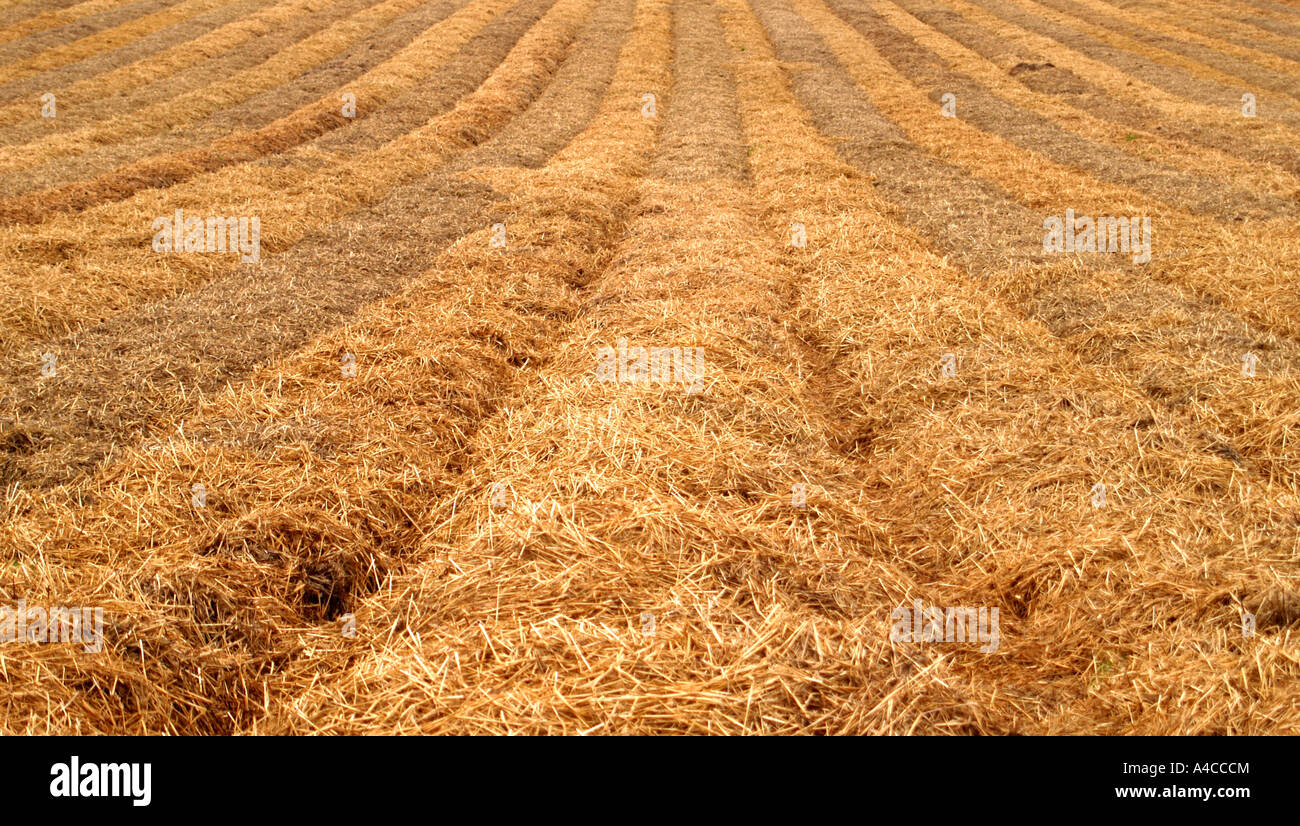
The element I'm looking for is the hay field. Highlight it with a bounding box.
[0,0,1298,735]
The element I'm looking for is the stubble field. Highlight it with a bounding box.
[1,0,1299,734]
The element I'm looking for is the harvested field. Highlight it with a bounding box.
[0,0,1297,736]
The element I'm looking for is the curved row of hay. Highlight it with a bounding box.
[748,0,1294,728]
[0,0,514,222]
[270,0,1300,733]
[862,0,1299,199]
[0,0,593,350]
[0,0,612,497]
[0,1,485,203]
[806,0,1300,340]
[2,0,1292,346]
[945,0,1300,139]
[723,0,1297,735]
[0,0,138,43]
[894,0,1300,178]
[0,0,334,124]
[1,0,231,81]
[784,0,1300,490]
[1011,0,1300,96]
[1076,0,1300,66]
[0,0,458,180]
[0,1,368,143]
[0,0,660,736]
[1149,0,1300,47]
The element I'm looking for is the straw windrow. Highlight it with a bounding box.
[0,0,333,120]
[0,0,469,186]
[0,0,133,43]
[0,0,594,351]
[0,0,627,493]
[940,0,1300,136]
[860,0,1300,198]
[0,0,660,736]
[0,0,229,81]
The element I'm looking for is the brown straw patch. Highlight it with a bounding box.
[1,0,1298,735]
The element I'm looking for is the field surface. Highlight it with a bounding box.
[1,0,1299,735]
